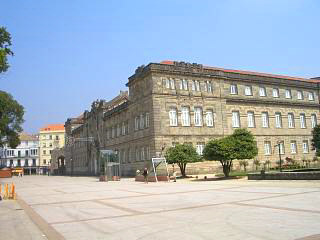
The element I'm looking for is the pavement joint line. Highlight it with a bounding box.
[294,234,320,240]
[48,189,320,225]
[28,186,243,206]
[93,199,144,215]
[229,202,320,214]
[16,194,65,240]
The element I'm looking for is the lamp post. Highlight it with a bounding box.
[275,141,282,172]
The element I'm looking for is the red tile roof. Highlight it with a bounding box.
[40,124,65,132]
[159,60,319,83]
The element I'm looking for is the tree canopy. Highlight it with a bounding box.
[203,128,258,177]
[165,143,201,177]
[0,27,14,73]
[0,91,24,148]
[311,125,320,156]
[0,27,24,148]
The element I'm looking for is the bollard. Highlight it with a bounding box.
[0,184,2,200]
[4,184,8,200]
[10,183,15,200]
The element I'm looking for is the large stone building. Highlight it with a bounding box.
[64,61,320,176]
[39,124,65,174]
[0,133,39,174]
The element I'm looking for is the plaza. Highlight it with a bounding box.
[1,176,320,240]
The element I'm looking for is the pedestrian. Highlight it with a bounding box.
[143,167,148,184]
[173,171,177,182]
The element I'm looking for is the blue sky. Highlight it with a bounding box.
[1,0,319,133]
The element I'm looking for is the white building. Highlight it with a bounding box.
[0,133,39,174]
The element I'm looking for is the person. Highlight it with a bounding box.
[173,171,177,182]
[143,167,148,184]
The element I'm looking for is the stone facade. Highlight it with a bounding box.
[65,61,320,176]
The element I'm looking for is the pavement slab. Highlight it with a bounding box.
[1,176,320,240]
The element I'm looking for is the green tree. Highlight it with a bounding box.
[0,91,24,148]
[0,27,24,148]
[165,144,201,177]
[311,125,320,156]
[203,128,258,177]
[0,27,14,73]
[239,160,248,172]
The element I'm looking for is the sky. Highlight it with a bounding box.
[1,0,319,134]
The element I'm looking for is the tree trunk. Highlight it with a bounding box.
[178,163,187,177]
[221,160,232,177]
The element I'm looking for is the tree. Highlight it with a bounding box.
[0,91,24,148]
[253,159,260,171]
[165,144,201,177]
[239,160,248,172]
[311,125,320,156]
[0,27,24,148]
[0,27,14,73]
[203,128,258,177]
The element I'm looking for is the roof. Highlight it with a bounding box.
[160,61,320,83]
[40,124,65,132]
[19,133,38,141]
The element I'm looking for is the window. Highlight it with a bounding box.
[285,89,292,99]
[230,84,238,95]
[196,143,205,155]
[135,148,139,162]
[169,108,178,126]
[17,159,21,166]
[18,150,21,157]
[182,79,188,90]
[259,87,266,97]
[275,113,282,128]
[300,114,306,128]
[181,107,190,126]
[194,107,202,126]
[49,143,52,147]
[165,78,170,89]
[43,160,46,164]
[25,150,29,156]
[117,124,121,137]
[43,150,46,155]
[122,122,126,135]
[145,113,150,128]
[232,111,240,128]
[206,81,212,92]
[244,86,252,96]
[297,91,303,100]
[140,114,144,129]
[10,160,13,166]
[170,79,175,89]
[261,112,269,128]
[112,126,115,138]
[308,92,315,101]
[192,80,200,91]
[206,111,214,127]
[141,147,145,161]
[290,141,297,154]
[49,135,52,140]
[247,112,255,128]
[303,140,309,153]
[264,141,271,155]
[272,88,279,98]
[135,116,139,130]
[49,150,52,154]
[56,135,59,140]
[311,114,317,128]
[288,113,295,128]
[32,159,36,166]
[43,143,46,147]
[279,141,285,155]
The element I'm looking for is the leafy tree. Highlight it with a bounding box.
[165,144,201,177]
[0,91,24,148]
[239,160,248,172]
[253,159,261,171]
[203,128,258,177]
[311,125,320,156]
[0,27,24,148]
[0,27,14,73]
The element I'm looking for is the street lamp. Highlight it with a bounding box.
[274,141,282,172]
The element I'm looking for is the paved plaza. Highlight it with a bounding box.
[1,176,320,240]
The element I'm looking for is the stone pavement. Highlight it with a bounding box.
[1,176,320,240]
